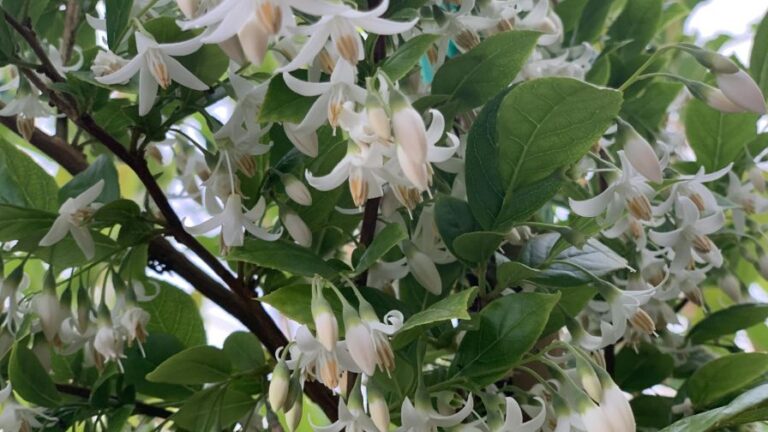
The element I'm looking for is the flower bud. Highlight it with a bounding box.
[719,274,741,303]
[685,81,746,113]
[366,92,391,141]
[238,17,269,66]
[369,385,390,432]
[680,44,739,74]
[33,270,66,344]
[282,174,312,206]
[285,396,303,432]
[403,242,442,295]
[269,360,290,411]
[391,89,429,191]
[281,208,312,247]
[759,254,768,280]
[311,282,338,352]
[284,124,318,157]
[716,69,767,115]
[575,356,602,402]
[617,119,662,183]
[343,304,376,376]
[750,166,766,193]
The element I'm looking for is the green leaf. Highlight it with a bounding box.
[147,346,232,385]
[496,261,541,288]
[0,139,58,212]
[434,196,480,262]
[231,238,338,278]
[260,74,317,123]
[394,287,477,348]
[496,77,622,190]
[688,303,768,344]
[608,0,663,56]
[541,285,596,336]
[684,98,759,171]
[632,395,675,429]
[615,343,674,392]
[751,10,768,96]
[143,280,207,347]
[687,352,768,407]
[93,199,142,225]
[496,173,563,231]
[59,154,120,204]
[380,33,440,81]
[432,31,539,112]
[172,386,256,432]
[521,233,627,286]
[451,292,560,386]
[621,81,682,139]
[9,344,61,407]
[452,231,505,263]
[223,331,265,372]
[661,384,768,431]
[555,0,589,33]
[354,223,407,275]
[572,0,616,43]
[123,333,194,400]
[104,0,133,50]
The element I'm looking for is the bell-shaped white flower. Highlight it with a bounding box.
[186,194,281,248]
[32,274,68,345]
[368,384,390,432]
[311,279,339,352]
[278,0,417,71]
[617,120,662,183]
[269,356,291,411]
[93,306,125,369]
[0,92,53,141]
[481,396,547,432]
[727,171,768,234]
[286,325,360,389]
[91,50,129,78]
[119,304,150,347]
[403,242,443,295]
[715,69,766,115]
[0,384,55,431]
[396,391,474,432]
[649,196,725,271]
[313,380,379,432]
[283,59,367,133]
[281,207,312,247]
[39,180,104,259]
[569,151,656,227]
[95,32,207,115]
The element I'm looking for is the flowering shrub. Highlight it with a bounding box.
[1,0,768,430]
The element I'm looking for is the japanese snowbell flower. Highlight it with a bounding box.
[617,119,663,183]
[391,89,430,191]
[313,381,379,432]
[311,279,338,352]
[715,69,766,114]
[403,241,443,295]
[39,180,104,259]
[32,274,68,345]
[575,285,655,349]
[347,288,403,375]
[283,59,366,133]
[93,306,125,369]
[485,397,547,432]
[286,325,360,389]
[186,195,281,248]
[0,384,54,431]
[657,164,731,213]
[727,171,768,233]
[396,391,474,432]
[649,196,725,272]
[0,92,53,141]
[279,0,417,71]
[569,151,656,227]
[95,31,207,116]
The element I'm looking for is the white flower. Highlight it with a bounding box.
[404,242,443,295]
[94,317,125,368]
[278,0,417,70]
[481,397,547,432]
[657,164,731,214]
[649,196,725,272]
[368,386,390,432]
[576,285,655,350]
[283,59,366,133]
[95,31,208,115]
[39,180,104,259]
[0,92,53,140]
[119,305,150,346]
[282,174,313,206]
[186,195,281,248]
[311,279,338,352]
[617,120,662,183]
[727,171,768,233]
[91,50,129,78]
[286,325,360,389]
[345,294,402,375]
[281,208,312,247]
[569,151,656,226]
[32,284,68,345]
[396,393,474,432]
[0,384,54,431]
[599,383,635,432]
[313,399,379,432]
[269,358,290,411]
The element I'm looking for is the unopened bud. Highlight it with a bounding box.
[366,97,391,141]
[679,44,739,74]
[284,124,318,157]
[281,208,312,248]
[617,120,662,183]
[268,359,290,411]
[719,274,741,303]
[282,174,312,206]
[285,396,303,432]
[311,283,338,352]
[369,385,390,432]
[404,242,442,295]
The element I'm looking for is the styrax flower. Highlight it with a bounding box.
[0,92,53,141]
[186,195,281,248]
[396,390,474,432]
[0,384,55,431]
[39,180,104,259]
[95,32,208,115]
[313,379,379,432]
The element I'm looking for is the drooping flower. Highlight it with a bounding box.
[0,384,55,431]
[0,92,54,141]
[311,278,339,352]
[727,171,768,233]
[186,195,281,248]
[312,379,379,432]
[93,306,125,369]
[396,391,474,432]
[616,119,662,183]
[280,207,312,247]
[95,32,208,115]
[649,196,725,271]
[32,272,68,345]
[39,180,104,259]
[286,325,360,389]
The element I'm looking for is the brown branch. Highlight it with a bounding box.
[3,11,65,83]
[56,384,172,419]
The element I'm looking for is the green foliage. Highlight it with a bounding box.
[147,346,232,385]
[688,303,768,344]
[684,99,759,171]
[380,34,440,81]
[686,353,768,408]
[143,280,207,347]
[354,222,407,274]
[8,344,61,407]
[661,384,768,431]
[0,139,58,212]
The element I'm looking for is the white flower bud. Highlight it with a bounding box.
[368,106,391,141]
[600,384,636,432]
[391,90,429,191]
[311,281,338,352]
[91,50,129,79]
[404,243,442,295]
[618,120,662,183]
[719,274,741,303]
[281,208,312,247]
[268,359,290,411]
[282,174,312,206]
[237,17,269,66]
[369,387,390,432]
[284,124,319,157]
[33,272,67,344]
[750,166,766,193]
[716,69,767,115]
[285,396,303,432]
[343,307,377,376]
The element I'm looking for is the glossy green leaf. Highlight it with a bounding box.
[172,386,256,431]
[380,33,440,81]
[123,334,194,400]
[260,74,316,123]
[541,285,597,336]
[573,0,616,43]
[231,238,337,278]
[496,77,622,190]
[687,352,768,407]
[223,331,265,372]
[147,346,232,385]
[496,173,563,231]
[751,10,768,96]
[496,261,541,288]
[9,344,61,407]
[684,98,759,171]
[452,292,560,386]
[59,154,120,204]
[432,31,539,111]
[608,0,663,56]
[354,223,407,275]
[434,196,480,262]
[0,139,58,212]
[104,0,133,50]
[661,384,768,431]
[615,343,674,392]
[452,231,505,263]
[688,303,768,344]
[143,280,207,347]
[394,287,477,348]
